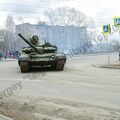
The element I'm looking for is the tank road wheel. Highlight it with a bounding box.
[20,62,29,73]
[56,60,65,71]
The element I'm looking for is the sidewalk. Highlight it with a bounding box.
[0,114,13,120]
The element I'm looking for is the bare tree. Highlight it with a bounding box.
[37,20,46,25]
[44,7,94,28]
[83,17,95,28]
[5,15,15,32]
[110,40,120,51]
[0,30,16,51]
[18,17,24,24]
[0,15,17,51]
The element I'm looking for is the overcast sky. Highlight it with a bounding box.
[0,0,119,28]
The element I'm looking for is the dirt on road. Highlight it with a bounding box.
[0,95,120,120]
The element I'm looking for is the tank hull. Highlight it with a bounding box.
[18,53,66,72]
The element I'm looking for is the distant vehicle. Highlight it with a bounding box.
[18,34,66,73]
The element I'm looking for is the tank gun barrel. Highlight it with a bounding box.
[18,33,41,54]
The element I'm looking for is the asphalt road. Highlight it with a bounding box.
[0,53,120,110]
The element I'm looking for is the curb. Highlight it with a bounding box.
[0,59,16,62]
[0,114,13,120]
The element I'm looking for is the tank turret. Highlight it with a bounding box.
[18,33,41,54]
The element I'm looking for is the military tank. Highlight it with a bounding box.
[18,33,66,73]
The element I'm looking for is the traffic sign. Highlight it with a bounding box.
[103,24,111,34]
[114,17,120,27]
[0,36,4,42]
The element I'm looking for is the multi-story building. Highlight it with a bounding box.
[15,23,88,53]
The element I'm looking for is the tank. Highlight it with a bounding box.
[18,33,66,73]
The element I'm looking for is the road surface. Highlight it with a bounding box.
[0,53,120,120]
